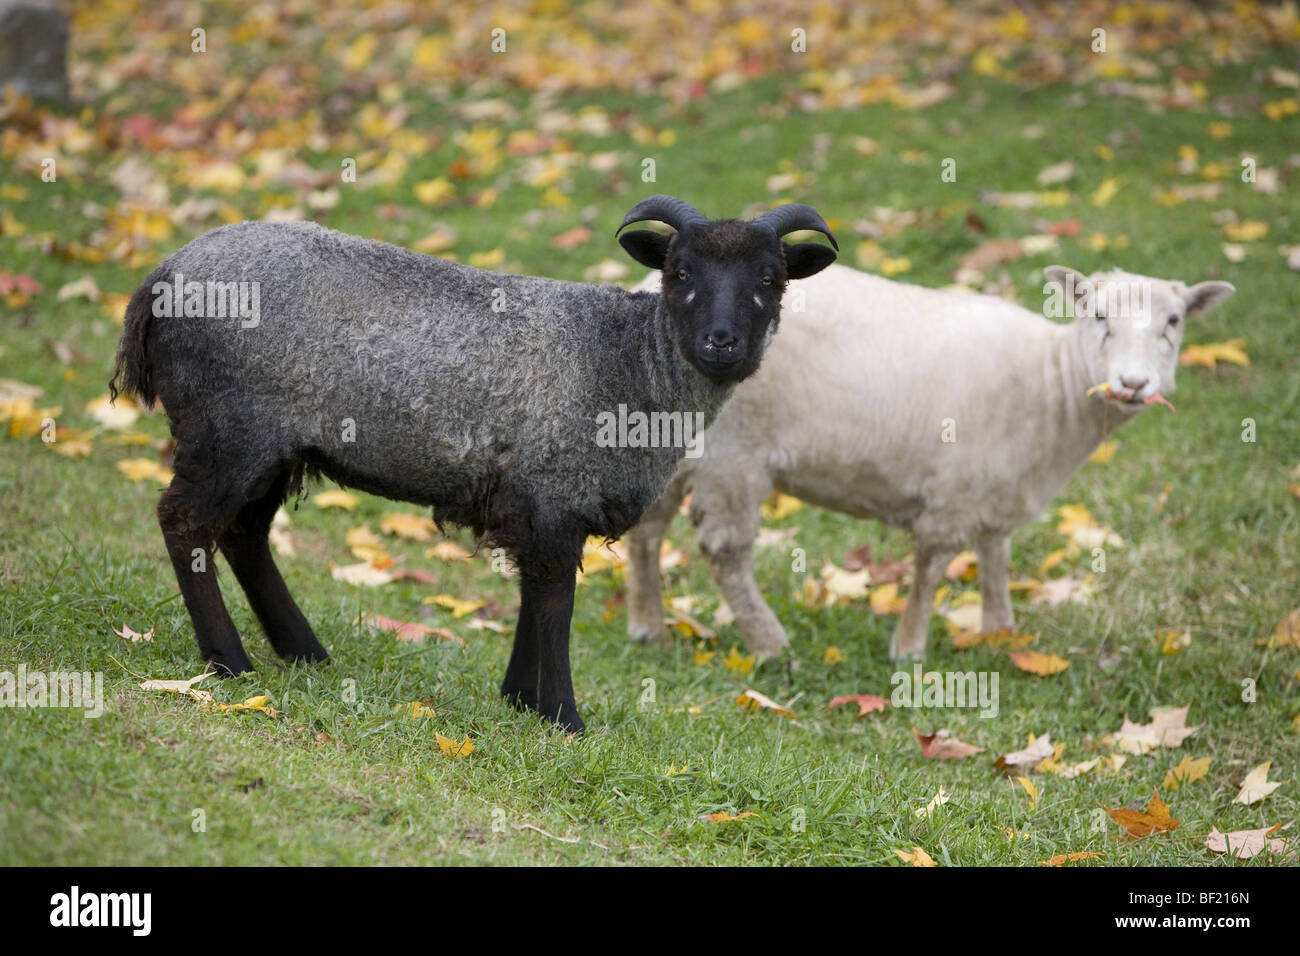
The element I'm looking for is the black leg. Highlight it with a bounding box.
[501,589,540,713]
[158,488,252,676]
[218,475,328,664]
[501,559,584,733]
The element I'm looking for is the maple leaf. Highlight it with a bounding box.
[138,671,213,694]
[759,493,802,521]
[1106,789,1179,839]
[380,512,436,541]
[426,541,472,561]
[435,733,474,758]
[912,727,983,759]
[1234,762,1282,805]
[113,623,153,643]
[1162,756,1211,790]
[330,561,393,587]
[425,594,485,618]
[1009,650,1069,675]
[735,688,795,719]
[312,489,359,511]
[395,701,437,718]
[1204,823,1290,860]
[1179,338,1250,369]
[1112,705,1200,754]
[1257,608,1300,649]
[828,693,888,716]
[361,613,462,645]
[1040,851,1105,866]
[994,733,1054,773]
[894,846,936,867]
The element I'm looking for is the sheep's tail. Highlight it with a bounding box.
[109,280,157,407]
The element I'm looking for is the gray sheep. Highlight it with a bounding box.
[110,195,838,732]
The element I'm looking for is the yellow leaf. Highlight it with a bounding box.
[1090,177,1121,206]
[735,688,794,719]
[215,694,277,717]
[894,846,936,867]
[1038,549,1068,575]
[759,493,803,520]
[1016,776,1039,809]
[414,178,455,205]
[1157,627,1191,655]
[312,489,360,511]
[426,541,472,561]
[436,733,474,757]
[870,582,907,615]
[1040,851,1105,866]
[722,646,756,675]
[702,810,757,823]
[1163,756,1211,790]
[1089,440,1119,464]
[1223,220,1269,242]
[116,458,171,485]
[396,701,437,718]
[1179,339,1250,370]
[426,594,485,618]
[380,512,436,541]
[693,645,716,666]
[1009,650,1069,675]
[823,645,845,665]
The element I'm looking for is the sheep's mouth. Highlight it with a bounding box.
[693,349,746,379]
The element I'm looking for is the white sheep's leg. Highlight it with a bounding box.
[976,532,1015,633]
[889,539,950,662]
[694,478,787,656]
[625,473,685,647]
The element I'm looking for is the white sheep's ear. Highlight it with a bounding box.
[1181,280,1235,316]
[1043,264,1088,298]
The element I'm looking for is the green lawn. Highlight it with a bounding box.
[1,5,1298,865]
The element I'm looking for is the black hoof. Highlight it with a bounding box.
[207,652,254,677]
[539,699,585,735]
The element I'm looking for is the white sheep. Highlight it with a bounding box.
[624,263,1235,661]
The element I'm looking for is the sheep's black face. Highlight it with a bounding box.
[660,222,788,382]
[617,198,839,382]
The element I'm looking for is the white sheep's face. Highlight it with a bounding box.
[1045,265,1235,407]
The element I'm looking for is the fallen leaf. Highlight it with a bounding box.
[895,846,936,867]
[828,693,889,716]
[113,623,153,643]
[1009,650,1069,675]
[1040,851,1105,866]
[1106,789,1179,839]
[995,733,1054,773]
[1234,762,1282,805]
[702,811,758,823]
[426,594,485,618]
[913,727,984,759]
[1163,756,1212,790]
[1204,823,1290,860]
[312,489,360,510]
[436,733,474,757]
[736,688,795,719]
[361,612,462,644]
[380,512,436,541]
[1179,339,1250,370]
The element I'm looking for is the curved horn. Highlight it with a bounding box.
[616,194,709,236]
[752,203,839,251]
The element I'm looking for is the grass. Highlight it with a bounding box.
[2,25,1298,865]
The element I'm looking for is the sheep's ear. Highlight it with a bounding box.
[1182,280,1235,316]
[1043,264,1088,298]
[618,230,672,270]
[784,242,837,280]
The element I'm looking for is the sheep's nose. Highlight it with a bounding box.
[706,330,738,350]
[1120,374,1149,392]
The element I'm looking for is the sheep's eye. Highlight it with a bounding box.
[1166,314,1180,327]
[677,269,689,281]
[760,275,773,286]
